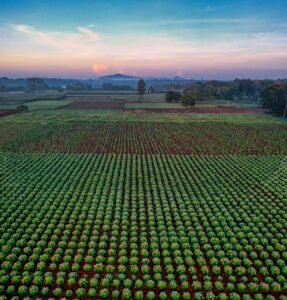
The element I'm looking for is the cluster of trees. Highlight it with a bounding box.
[163,79,279,107]
[101,83,133,91]
[164,79,287,117]
[66,82,92,91]
[261,81,287,117]
[182,79,275,103]
[26,78,48,92]
[138,79,196,108]
[165,91,196,109]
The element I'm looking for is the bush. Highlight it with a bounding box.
[18,285,28,296]
[135,291,144,300]
[112,290,120,298]
[165,91,182,103]
[76,288,85,298]
[29,286,39,296]
[16,105,29,113]
[88,288,97,297]
[181,93,196,108]
[146,291,156,299]
[122,288,132,299]
[99,289,109,298]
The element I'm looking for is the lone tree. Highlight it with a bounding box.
[181,93,196,111]
[137,79,146,102]
[165,91,182,103]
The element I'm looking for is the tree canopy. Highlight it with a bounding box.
[261,83,287,117]
[16,104,29,113]
[181,93,196,109]
[165,91,182,103]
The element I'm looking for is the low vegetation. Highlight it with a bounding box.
[1,122,287,155]
[1,153,286,299]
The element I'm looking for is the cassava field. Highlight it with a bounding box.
[0,98,287,299]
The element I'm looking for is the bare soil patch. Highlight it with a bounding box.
[0,109,17,117]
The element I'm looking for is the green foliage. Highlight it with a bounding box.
[165,91,182,102]
[262,84,287,116]
[16,104,29,113]
[0,152,286,299]
[137,78,146,102]
[181,93,196,108]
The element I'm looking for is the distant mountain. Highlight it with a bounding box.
[98,74,139,81]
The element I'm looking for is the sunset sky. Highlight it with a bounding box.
[0,0,287,79]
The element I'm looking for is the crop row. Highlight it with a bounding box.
[0,153,286,299]
[78,123,287,155]
[1,123,287,155]
[0,123,92,153]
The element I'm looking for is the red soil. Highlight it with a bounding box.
[0,109,17,117]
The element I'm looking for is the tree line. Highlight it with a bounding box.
[137,78,287,117]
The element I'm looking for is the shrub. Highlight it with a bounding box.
[16,105,29,113]
[165,91,182,103]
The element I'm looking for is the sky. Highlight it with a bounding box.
[0,0,287,79]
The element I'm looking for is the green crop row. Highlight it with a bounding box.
[0,153,286,299]
[1,123,287,155]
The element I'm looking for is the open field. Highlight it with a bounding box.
[1,153,287,299]
[0,91,65,108]
[60,101,124,110]
[125,103,184,110]
[125,100,260,109]
[25,100,73,110]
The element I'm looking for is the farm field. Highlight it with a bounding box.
[61,101,124,110]
[1,153,287,299]
[0,91,65,109]
[0,104,287,299]
[24,100,73,110]
[1,108,286,124]
[1,122,287,155]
